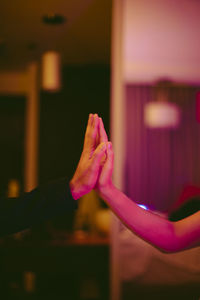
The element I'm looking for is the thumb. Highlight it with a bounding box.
[90,142,107,172]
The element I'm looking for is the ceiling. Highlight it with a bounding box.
[0,0,112,70]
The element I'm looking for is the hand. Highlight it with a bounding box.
[70,114,107,200]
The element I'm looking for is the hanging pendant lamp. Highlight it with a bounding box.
[144,81,181,129]
[42,51,61,92]
[144,101,181,128]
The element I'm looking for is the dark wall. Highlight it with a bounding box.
[39,64,110,184]
[0,96,25,196]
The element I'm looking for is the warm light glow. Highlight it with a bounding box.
[42,51,61,92]
[7,179,20,198]
[144,101,181,128]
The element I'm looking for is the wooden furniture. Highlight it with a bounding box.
[0,234,110,300]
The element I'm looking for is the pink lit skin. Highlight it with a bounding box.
[96,119,200,253]
[70,114,109,200]
[196,92,200,123]
[70,114,200,252]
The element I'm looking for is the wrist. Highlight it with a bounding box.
[98,182,116,199]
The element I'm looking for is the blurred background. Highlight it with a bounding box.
[0,0,200,300]
[0,1,111,300]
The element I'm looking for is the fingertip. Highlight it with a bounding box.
[92,114,98,128]
[98,117,101,127]
[100,118,104,130]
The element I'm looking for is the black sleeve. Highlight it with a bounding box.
[168,197,200,221]
[0,178,78,237]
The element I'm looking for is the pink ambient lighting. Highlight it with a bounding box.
[123,0,200,84]
[196,92,200,123]
[144,101,181,129]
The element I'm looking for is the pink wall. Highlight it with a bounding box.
[123,0,200,84]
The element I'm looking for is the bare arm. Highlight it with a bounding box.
[96,121,200,253]
[100,183,200,252]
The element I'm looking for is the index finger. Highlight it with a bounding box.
[83,114,99,151]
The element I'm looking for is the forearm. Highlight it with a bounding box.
[99,184,183,252]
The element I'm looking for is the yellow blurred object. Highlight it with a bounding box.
[42,51,61,92]
[95,208,111,235]
[7,179,20,198]
[7,179,29,240]
[24,271,36,293]
[73,190,101,234]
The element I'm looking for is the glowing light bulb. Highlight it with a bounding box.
[42,51,61,92]
[138,204,148,210]
[144,101,181,128]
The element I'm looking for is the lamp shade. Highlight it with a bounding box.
[144,101,181,128]
[42,51,61,92]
